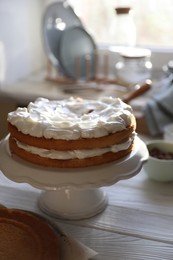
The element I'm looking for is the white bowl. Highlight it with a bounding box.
[143,140,173,182]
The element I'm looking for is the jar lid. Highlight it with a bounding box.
[120,47,151,59]
[115,7,131,14]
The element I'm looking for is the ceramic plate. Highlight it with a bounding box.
[58,26,96,79]
[42,1,83,68]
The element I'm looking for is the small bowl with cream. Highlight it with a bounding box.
[143,140,173,182]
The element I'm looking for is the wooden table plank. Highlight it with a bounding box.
[103,171,173,216]
[58,223,173,260]
[84,205,173,244]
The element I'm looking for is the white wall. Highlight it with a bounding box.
[0,0,46,84]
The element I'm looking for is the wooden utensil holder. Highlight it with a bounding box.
[45,50,117,86]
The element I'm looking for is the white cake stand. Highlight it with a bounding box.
[0,135,148,220]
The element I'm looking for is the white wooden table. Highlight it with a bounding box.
[0,156,173,259]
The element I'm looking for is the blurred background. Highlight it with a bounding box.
[1,0,173,84]
[0,0,173,138]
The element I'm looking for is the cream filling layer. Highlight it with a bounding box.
[16,135,135,160]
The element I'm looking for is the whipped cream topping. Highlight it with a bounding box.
[8,97,135,140]
[16,134,135,160]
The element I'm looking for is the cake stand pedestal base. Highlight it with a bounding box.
[39,188,108,220]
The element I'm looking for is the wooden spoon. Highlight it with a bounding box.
[122,79,152,104]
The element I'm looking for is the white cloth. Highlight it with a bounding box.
[144,85,173,136]
[59,232,97,260]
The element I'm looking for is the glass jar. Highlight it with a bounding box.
[115,47,152,87]
[110,7,136,46]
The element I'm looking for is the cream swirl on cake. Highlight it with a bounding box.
[7,96,136,168]
[8,97,134,140]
